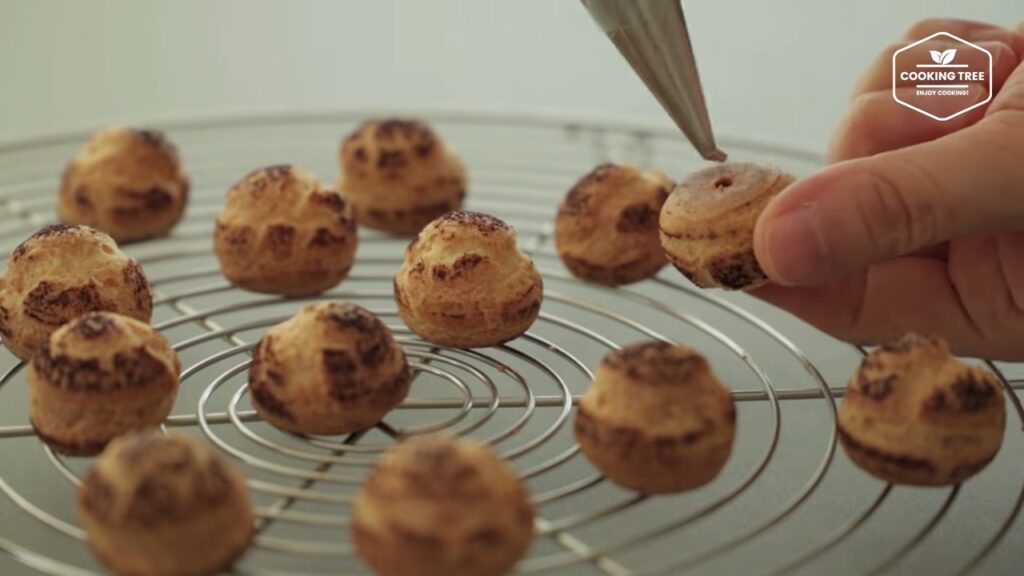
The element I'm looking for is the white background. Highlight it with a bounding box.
[0,0,1019,152]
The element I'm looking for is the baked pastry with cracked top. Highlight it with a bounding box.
[0,224,153,361]
[394,211,543,348]
[214,164,358,296]
[248,301,410,435]
[659,162,794,290]
[838,333,1005,485]
[555,163,674,285]
[77,432,253,576]
[59,127,189,243]
[353,435,534,576]
[338,118,466,234]
[574,341,736,494]
[29,312,180,456]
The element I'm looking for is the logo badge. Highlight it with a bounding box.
[892,32,992,121]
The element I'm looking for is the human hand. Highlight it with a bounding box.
[751,19,1024,360]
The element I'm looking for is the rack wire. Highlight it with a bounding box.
[0,111,1021,576]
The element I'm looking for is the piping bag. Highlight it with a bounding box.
[581,0,727,162]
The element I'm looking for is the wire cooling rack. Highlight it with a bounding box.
[0,111,1022,576]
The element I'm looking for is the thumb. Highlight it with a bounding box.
[755,70,1024,286]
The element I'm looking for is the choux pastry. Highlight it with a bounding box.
[248,301,411,435]
[659,162,794,290]
[214,164,358,296]
[339,119,466,234]
[555,163,673,285]
[59,127,189,242]
[575,341,736,494]
[394,211,542,348]
[77,432,253,576]
[838,333,1005,485]
[29,312,180,456]
[353,435,534,576]
[0,224,152,361]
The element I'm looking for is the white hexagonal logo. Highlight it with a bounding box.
[892,31,992,121]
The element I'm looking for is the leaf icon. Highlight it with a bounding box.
[930,50,944,64]
[941,48,957,65]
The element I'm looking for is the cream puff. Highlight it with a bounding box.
[556,163,673,285]
[575,341,736,493]
[59,127,189,242]
[29,312,180,456]
[214,164,358,296]
[338,119,466,234]
[659,162,794,290]
[352,435,534,576]
[0,224,152,361]
[394,211,542,348]
[838,333,1005,485]
[248,301,411,435]
[77,432,254,576]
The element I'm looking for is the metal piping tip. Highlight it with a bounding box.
[581,0,726,162]
[704,147,727,162]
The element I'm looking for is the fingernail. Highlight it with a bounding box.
[760,203,830,285]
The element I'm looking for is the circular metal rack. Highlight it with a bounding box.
[0,111,1021,576]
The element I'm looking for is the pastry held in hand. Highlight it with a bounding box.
[214,165,357,296]
[0,224,152,361]
[555,163,673,285]
[838,333,1005,485]
[77,432,254,576]
[659,162,794,290]
[353,435,534,576]
[29,312,180,456]
[59,127,189,242]
[574,341,736,494]
[394,211,543,348]
[248,302,411,435]
[339,119,466,234]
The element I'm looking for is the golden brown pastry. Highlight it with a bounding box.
[574,341,736,494]
[555,163,674,285]
[838,333,1005,486]
[77,432,254,576]
[0,224,153,361]
[352,435,534,576]
[338,119,466,234]
[29,312,180,456]
[248,301,410,435]
[213,164,358,296]
[659,162,794,290]
[58,127,189,242]
[394,211,543,348]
